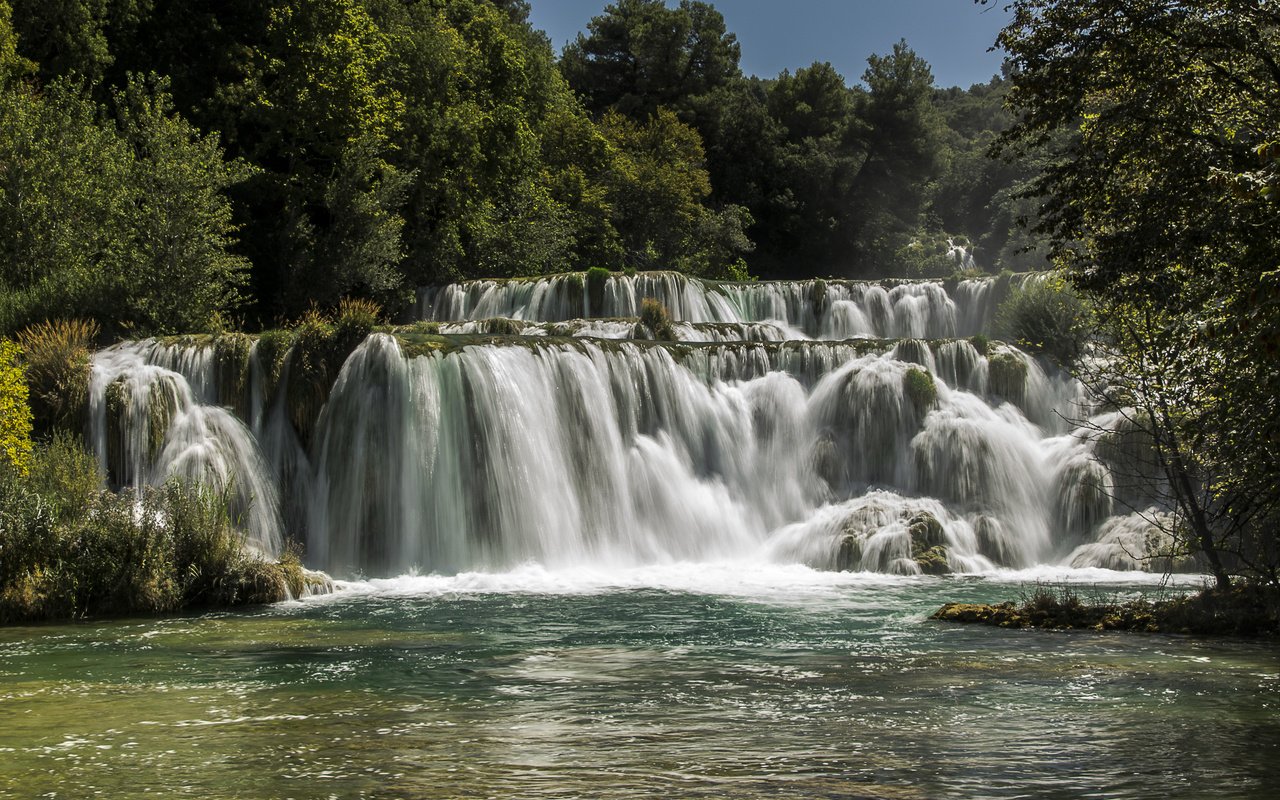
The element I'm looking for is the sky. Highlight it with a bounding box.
[527,0,1013,89]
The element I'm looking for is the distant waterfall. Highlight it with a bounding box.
[417,272,1029,339]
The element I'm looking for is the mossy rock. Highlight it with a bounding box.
[481,317,526,336]
[973,515,1014,566]
[810,279,828,316]
[836,534,862,571]
[213,333,253,418]
[903,367,937,413]
[987,352,1027,404]
[908,512,950,574]
[893,339,931,367]
[915,545,952,575]
[969,334,991,356]
[104,377,132,483]
[253,329,295,406]
[586,267,611,315]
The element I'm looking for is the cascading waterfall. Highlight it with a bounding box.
[417,271,1032,339]
[85,277,1177,578]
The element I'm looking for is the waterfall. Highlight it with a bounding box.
[417,271,1030,339]
[86,312,1169,578]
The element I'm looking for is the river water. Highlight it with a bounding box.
[3,566,1276,799]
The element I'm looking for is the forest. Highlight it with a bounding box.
[0,0,1035,335]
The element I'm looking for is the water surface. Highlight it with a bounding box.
[2,566,1276,799]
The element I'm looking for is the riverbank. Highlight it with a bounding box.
[0,433,328,625]
[932,583,1280,637]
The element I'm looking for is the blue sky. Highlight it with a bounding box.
[527,0,1012,89]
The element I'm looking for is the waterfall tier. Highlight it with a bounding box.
[417,271,1029,340]
[87,330,1173,579]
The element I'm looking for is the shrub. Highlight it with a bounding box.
[586,266,611,314]
[0,339,32,475]
[903,367,938,412]
[995,274,1091,366]
[334,296,382,352]
[987,351,1028,404]
[639,298,676,341]
[15,318,99,432]
[969,334,991,356]
[0,438,300,622]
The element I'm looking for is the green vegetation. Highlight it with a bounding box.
[994,274,1091,367]
[995,0,1280,588]
[0,434,304,623]
[902,367,937,412]
[933,584,1280,638]
[638,298,676,341]
[0,338,32,475]
[0,0,1044,337]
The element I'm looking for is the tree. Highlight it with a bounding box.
[845,41,946,274]
[598,107,750,275]
[0,74,249,334]
[560,0,741,120]
[994,0,1280,585]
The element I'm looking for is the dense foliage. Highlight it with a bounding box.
[995,0,1280,584]
[0,433,305,622]
[0,338,32,475]
[0,0,1037,334]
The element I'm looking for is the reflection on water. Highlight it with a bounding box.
[1,568,1277,799]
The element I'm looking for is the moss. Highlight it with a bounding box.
[810,279,828,316]
[987,352,1027,404]
[482,317,526,336]
[908,511,950,574]
[213,332,253,418]
[969,334,991,356]
[586,267,611,314]
[253,328,295,405]
[903,368,937,413]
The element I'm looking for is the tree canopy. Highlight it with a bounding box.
[995,0,1280,583]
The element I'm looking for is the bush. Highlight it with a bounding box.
[0,436,301,622]
[334,296,382,351]
[639,298,676,341]
[586,266,611,314]
[903,367,938,412]
[15,318,98,432]
[995,274,1091,366]
[0,338,32,475]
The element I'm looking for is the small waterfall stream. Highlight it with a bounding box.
[88,272,1172,579]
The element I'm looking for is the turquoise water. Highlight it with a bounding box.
[1,566,1277,799]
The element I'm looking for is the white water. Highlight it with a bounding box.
[87,324,1168,579]
[418,271,1024,340]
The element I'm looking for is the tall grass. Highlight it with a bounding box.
[15,318,99,432]
[0,434,302,623]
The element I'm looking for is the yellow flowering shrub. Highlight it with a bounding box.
[0,338,33,475]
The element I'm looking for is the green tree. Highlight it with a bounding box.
[995,0,1280,584]
[845,41,946,273]
[560,0,741,120]
[0,75,249,334]
[598,107,751,276]
[10,0,150,87]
